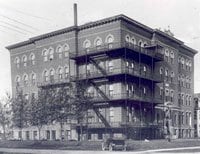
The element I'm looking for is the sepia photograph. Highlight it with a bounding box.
[0,0,200,153]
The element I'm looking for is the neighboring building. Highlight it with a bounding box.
[6,7,197,140]
[194,93,200,138]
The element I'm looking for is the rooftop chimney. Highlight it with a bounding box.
[74,3,77,26]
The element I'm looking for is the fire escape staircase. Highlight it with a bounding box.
[88,54,111,128]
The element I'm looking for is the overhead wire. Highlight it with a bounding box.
[0,24,27,35]
[0,20,35,34]
[0,14,38,31]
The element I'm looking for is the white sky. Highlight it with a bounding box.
[0,0,200,97]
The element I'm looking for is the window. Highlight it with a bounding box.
[98,133,103,140]
[46,130,50,140]
[49,48,54,60]
[109,84,114,97]
[33,131,37,140]
[160,87,163,98]
[65,66,69,78]
[170,51,174,64]
[143,87,146,95]
[57,46,62,59]
[24,94,29,100]
[189,96,191,106]
[31,73,36,85]
[51,130,56,140]
[15,57,20,68]
[165,68,168,81]
[165,89,169,102]
[171,71,174,83]
[109,107,114,122]
[49,69,55,82]
[22,55,27,67]
[15,76,20,86]
[138,40,143,47]
[185,95,188,105]
[108,61,114,72]
[23,74,28,86]
[43,70,48,82]
[106,34,114,48]
[160,67,163,79]
[164,49,169,62]
[83,39,91,52]
[58,67,63,79]
[63,44,70,57]
[94,37,102,49]
[130,36,136,45]
[125,34,130,43]
[181,57,185,69]
[18,131,22,139]
[66,130,71,140]
[170,90,174,102]
[43,49,48,61]
[26,131,30,140]
[143,42,148,47]
[30,53,35,65]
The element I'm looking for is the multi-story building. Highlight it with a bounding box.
[6,5,197,141]
[194,93,200,138]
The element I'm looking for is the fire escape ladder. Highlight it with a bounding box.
[93,107,111,128]
[90,81,109,101]
[89,55,107,76]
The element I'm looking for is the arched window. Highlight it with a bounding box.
[63,44,70,57]
[56,46,63,59]
[43,49,48,62]
[105,34,114,49]
[49,48,54,60]
[130,37,136,45]
[15,76,20,86]
[143,42,148,47]
[15,57,20,68]
[138,40,143,47]
[94,37,102,49]
[22,55,27,67]
[83,39,91,49]
[170,51,174,64]
[58,67,63,80]
[165,68,169,81]
[31,73,36,85]
[171,71,174,82]
[160,67,163,79]
[49,69,55,82]
[181,57,185,69]
[125,34,130,43]
[43,70,48,82]
[29,53,35,65]
[64,66,69,78]
[23,74,28,86]
[164,49,169,62]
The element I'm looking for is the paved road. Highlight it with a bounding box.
[1,146,200,154]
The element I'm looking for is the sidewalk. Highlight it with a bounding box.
[1,146,200,154]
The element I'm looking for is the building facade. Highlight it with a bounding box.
[194,93,200,138]
[7,14,197,141]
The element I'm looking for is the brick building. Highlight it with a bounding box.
[194,93,200,138]
[6,6,197,140]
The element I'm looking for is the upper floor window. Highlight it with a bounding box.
[56,46,63,59]
[15,76,20,86]
[31,73,36,85]
[188,60,192,71]
[138,40,143,47]
[171,71,174,82]
[43,70,48,82]
[49,69,55,82]
[181,57,185,69]
[83,39,91,50]
[29,53,35,65]
[143,42,148,47]
[130,37,136,45]
[43,49,48,62]
[108,61,114,72]
[94,37,102,49]
[63,44,70,57]
[109,84,114,97]
[164,49,169,62]
[14,57,20,68]
[49,48,54,61]
[105,34,114,48]
[23,74,28,86]
[125,34,130,43]
[65,66,69,78]
[170,51,174,64]
[22,55,27,67]
[58,67,63,80]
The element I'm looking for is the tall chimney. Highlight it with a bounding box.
[74,3,77,26]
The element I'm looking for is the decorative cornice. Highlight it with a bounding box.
[5,14,198,55]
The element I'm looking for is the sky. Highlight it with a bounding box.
[0,0,200,97]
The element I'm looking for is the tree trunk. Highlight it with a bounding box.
[2,124,6,140]
[60,120,64,141]
[38,126,42,140]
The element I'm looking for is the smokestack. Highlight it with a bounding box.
[74,3,77,26]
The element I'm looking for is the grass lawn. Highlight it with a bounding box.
[0,139,200,151]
